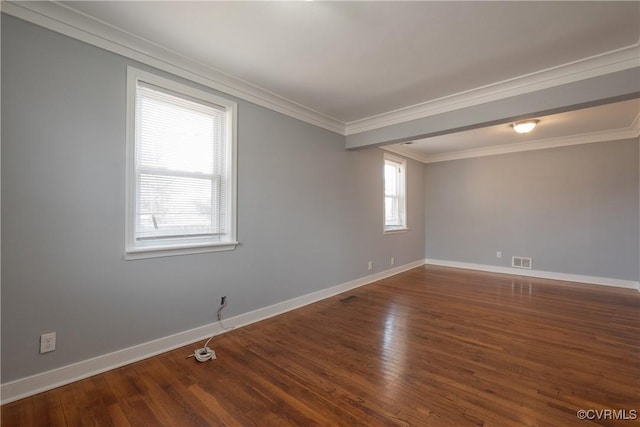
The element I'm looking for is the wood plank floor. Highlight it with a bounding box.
[3,265,639,426]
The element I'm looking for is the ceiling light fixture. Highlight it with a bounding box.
[511,120,539,134]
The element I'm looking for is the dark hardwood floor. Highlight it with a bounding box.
[2,265,639,426]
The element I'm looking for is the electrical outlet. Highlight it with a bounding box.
[496,251,502,259]
[391,257,395,266]
[368,261,372,271]
[40,332,56,354]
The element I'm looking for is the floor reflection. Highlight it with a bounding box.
[510,279,532,296]
[380,302,408,399]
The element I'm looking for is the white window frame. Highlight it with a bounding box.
[383,153,408,233]
[125,67,238,260]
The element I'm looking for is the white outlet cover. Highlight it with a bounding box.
[40,332,56,353]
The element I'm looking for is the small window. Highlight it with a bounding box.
[384,154,407,232]
[125,67,237,259]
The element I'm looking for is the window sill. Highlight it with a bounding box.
[384,228,409,235]
[125,241,239,260]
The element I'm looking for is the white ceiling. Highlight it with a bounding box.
[60,1,640,124]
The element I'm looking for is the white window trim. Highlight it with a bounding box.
[125,67,238,260]
[383,153,408,234]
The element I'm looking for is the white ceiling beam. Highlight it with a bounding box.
[346,68,640,150]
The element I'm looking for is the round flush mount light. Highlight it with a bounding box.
[511,120,539,134]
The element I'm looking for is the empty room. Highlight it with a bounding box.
[1,1,639,426]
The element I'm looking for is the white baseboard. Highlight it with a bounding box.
[0,259,425,404]
[425,258,640,291]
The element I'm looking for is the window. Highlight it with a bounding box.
[125,67,237,259]
[384,154,407,232]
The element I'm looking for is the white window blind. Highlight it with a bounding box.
[126,68,237,259]
[384,155,407,232]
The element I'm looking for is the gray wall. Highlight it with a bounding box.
[425,139,639,281]
[1,15,425,382]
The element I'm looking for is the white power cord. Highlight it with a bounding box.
[193,339,217,362]
[188,297,233,362]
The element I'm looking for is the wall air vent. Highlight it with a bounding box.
[512,256,532,269]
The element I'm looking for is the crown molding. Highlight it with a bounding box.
[1,1,346,135]
[346,45,640,136]
[383,115,640,164]
[2,1,638,139]
[379,144,428,164]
